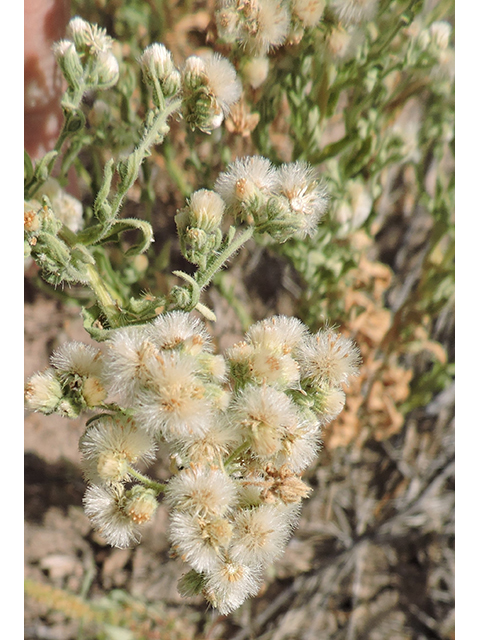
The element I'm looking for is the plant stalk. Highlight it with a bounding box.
[127,467,166,494]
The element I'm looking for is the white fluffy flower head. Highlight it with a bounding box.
[169,511,233,573]
[181,52,241,132]
[272,418,321,472]
[24,369,62,414]
[187,189,225,232]
[165,466,238,517]
[202,52,242,115]
[50,341,104,379]
[299,328,361,387]
[204,558,263,615]
[229,503,294,566]
[293,0,326,27]
[83,484,141,548]
[246,315,308,355]
[147,311,212,355]
[104,326,158,403]
[275,160,329,237]
[231,385,298,457]
[214,155,279,217]
[133,351,211,440]
[255,0,291,54]
[79,416,156,485]
[215,0,290,55]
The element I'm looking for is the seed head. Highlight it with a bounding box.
[164,465,238,518]
[203,558,263,615]
[83,484,141,548]
[298,328,361,387]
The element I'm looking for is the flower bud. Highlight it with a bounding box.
[189,189,226,232]
[38,178,84,232]
[96,51,119,88]
[124,486,158,525]
[178,570,205,598]
[52,40,83,88]
[429,21,452,51]
[96,451,129,484]
[67,17,112,55]
[182,55,206,92]
[57,398,81,418]
[24,369,63,414]
[66,17,91,50]
[140,43,181,98]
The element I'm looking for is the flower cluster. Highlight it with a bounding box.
[53,18,243,135]
[28,178,84,233]
[25,311,360,614]
[214,0,326,89]
[214,1,383,88]
[174,156,328,259]
[180,52,242,133]
[24,195,93,286]
[24,341,107,418]
[139,44,242,134]
[173,156,328,269]
[53,16,120,90]
[214,155,329,241]
[215,0,329,55]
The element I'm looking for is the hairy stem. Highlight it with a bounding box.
[224,441,250,469]
[128,467,166,494]
[85,263,124,328]
[109,98,182,219]
[197,227,255,292]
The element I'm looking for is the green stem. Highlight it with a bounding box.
[25,81,87,200]
[224,441,250,469]
[197,227,254,292]
[85,263,124,328]
[109,98,182,218]
[57,225,125,327]
[128,467,166,494]
[163,139,191,197]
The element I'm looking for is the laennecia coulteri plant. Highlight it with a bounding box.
[24,14,361,615]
